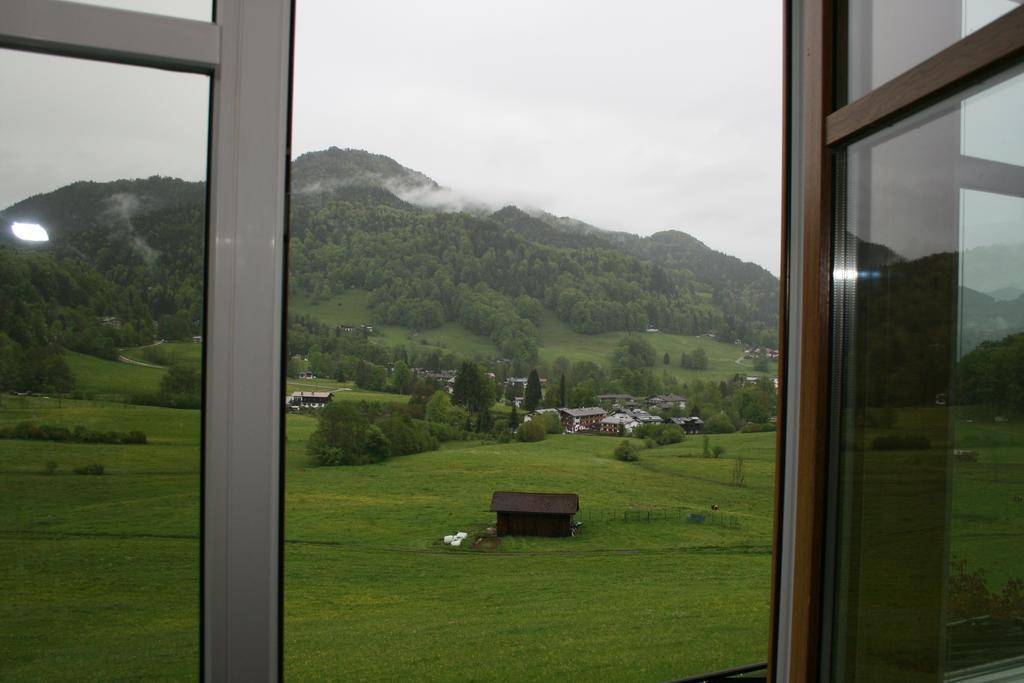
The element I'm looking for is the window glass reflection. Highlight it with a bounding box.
[0,49,208,680]
[845,0,1017,102]
[831,64,1024,680]
[65,0,212,22]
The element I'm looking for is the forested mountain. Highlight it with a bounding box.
[2,147,781,390]
[289,147,781,357]
[1,178,205,391]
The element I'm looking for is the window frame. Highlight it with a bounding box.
[780,2,1024,680]
[0,1,293,680]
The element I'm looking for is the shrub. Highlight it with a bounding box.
[643,438,656,449]
[614,440,640,462]
[516,420,546,443]
[540,412,563,434]
[377,416,438,456]
[0,422,146,445]
[731,456,746,485]
[73,464,105,475]
[712,445,726,458]
[705,412,736,434]
[43,460,58,475]
[871,434,931,450]
[636,423,685,445]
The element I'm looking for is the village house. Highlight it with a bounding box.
[490,491,579,538]
[596,393,637,409]
[297,371,316,380]
[287,391,332,409]
[557,407,607,433]
[523,408,559,423]
[670,416,705,434]
[599,411,639,434]
[626,408,664,425]
[646,394,688,410]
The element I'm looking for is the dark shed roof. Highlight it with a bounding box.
[490,491,579,514]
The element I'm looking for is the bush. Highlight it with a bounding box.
[539,412,563,434]
[871,434,931,450]
[712,445,726,458]
[731,456,745,486]
[43,460,57,475]
[73,464,105,475]
[516,420,546,442]
[643,438,656,449]
[377,416,438,456]
[635,423,685,445]
[614,440,641,462]
[0,422,147,445]
[705,412,736,434]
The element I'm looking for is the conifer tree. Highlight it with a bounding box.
[524,369,542,411]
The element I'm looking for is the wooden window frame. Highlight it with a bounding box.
[777,3,1024,681]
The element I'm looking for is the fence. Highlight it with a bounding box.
[576,506,739,528]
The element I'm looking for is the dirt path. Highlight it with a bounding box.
[117,354,165,369]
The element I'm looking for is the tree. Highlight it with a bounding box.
[306,401,377,466]
[663,352,670,365]
[705,412,736,434]
[524,369,542,411]
[507,404,519,430]
[158,363,199,406]
[612,335,657,370]
[452,361,490,413]
[391,360,411,394]
[558,372,567,408]
[515,420,545,442]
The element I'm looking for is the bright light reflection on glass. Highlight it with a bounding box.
[834,268,859,281]
[11,222,49,242]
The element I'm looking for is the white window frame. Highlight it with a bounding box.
[1,1,292,680]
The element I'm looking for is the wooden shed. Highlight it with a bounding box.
[490,491,579,538]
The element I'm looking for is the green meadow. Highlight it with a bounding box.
[290,288,772,383]
[120,341,203,369]
[2,354,1019,681]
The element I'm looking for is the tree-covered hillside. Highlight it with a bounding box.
[2,147,782,391]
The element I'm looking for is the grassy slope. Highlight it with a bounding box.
[291,288,774,382]
[4,390,1018,681]
[65,350,166,398]
[282,421,775,681]
[0,396,200,681]
[120,341,202,368]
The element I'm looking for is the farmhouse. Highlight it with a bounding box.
[288,391,332,408]
[523,408,559,423]
[599,412,639,434]
[626,408,664,425]
[670,416,705,434]
[490,491,579,537]
[596,393,637,408]
[558,406,607,433]
[647,394,688,410]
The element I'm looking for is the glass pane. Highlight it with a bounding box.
[845,0,1018,102]
[830,63,1024,681]
[65,0,212,22]
[0,49,208,679]
[286,1,782,680]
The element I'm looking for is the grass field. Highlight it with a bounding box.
[290,288,775,382]
[65,350,166,399]
[120,341,202,369]
[3,390,1019,681]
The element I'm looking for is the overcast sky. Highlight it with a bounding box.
[1,1,782,274]
[293,2,783,273]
